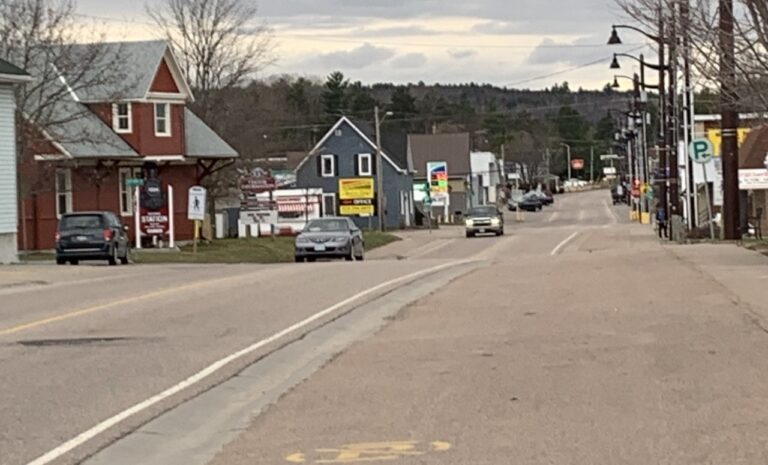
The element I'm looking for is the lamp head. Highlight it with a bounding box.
[608,27,622,45]
[610,55,621,70]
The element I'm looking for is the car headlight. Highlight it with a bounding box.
[465,219,474,227]
[334,236,350,242]
[296,236,311,245]
[491,218,501,226]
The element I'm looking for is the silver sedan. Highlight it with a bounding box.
[294,217,365,262]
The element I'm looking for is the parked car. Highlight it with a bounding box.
[55,212,130,265]
[465,205,504,237]
[508,193,543,212]
[294,217,364,262]
[530,190,554,206]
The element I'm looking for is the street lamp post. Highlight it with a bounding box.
[374,106,393,232]
[560,143,572,180]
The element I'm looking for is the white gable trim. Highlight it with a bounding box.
[143,46,195,103]
[294,116,406,174]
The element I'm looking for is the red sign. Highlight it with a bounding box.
[240,174,277,194]
[571,159,585,170]
[140,209,169,235]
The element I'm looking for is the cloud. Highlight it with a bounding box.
[448,50,478,60]
[526,36,613,66]
[390,53,428,68]
[306,43,396,70]
[349,25,442,37]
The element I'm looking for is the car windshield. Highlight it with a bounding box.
[305,219,349,232]
[469,207,497,217]
[60,215,103,230]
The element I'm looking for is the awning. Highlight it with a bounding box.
[278,203,316,213]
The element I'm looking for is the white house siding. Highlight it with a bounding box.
[0,85,18,263]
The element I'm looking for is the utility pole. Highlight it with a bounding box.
[719,0,740,239]
[561,143,572,180]
[667,2,681,239]
[681,0,696,229]
[657,3,669,223]
[374,106,385,232]
[590,146,595,183]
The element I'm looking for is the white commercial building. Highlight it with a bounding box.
[0,59,31,263]
[470,151,503,207]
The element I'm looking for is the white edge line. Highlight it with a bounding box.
[551,232,580,256]
[25,259,471,465]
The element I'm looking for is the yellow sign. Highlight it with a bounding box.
[706,128,751,156]
[340,204,374,216]
[286,440,451,463]
[339,178,374,200]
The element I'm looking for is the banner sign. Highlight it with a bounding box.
[740,169,768,190]
[340,199,374,216]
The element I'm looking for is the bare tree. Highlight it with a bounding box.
[615,0,768,112]
[147,0,274,121]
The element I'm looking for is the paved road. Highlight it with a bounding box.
[4,190,768,465]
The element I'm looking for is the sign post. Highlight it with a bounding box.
[690,138,715,240]
[188,186,207,254]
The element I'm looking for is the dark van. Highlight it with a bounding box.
[55,212,130,265]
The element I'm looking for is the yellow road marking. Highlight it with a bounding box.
[0,274,240,337]
[286,440,451,464]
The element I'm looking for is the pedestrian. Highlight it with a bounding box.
[655,203,668,239]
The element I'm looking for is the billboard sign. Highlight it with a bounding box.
[339,178,375,216]
[427,162,448,206]
[740,169,768,190]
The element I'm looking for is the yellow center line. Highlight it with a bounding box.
[0,274,242,338]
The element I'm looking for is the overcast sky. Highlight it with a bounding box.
[75,0,651,90]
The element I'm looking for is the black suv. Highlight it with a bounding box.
[55,212,130,265]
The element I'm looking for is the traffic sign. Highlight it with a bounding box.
[690,138,714,164]
[188,186,207,221]
[126,178,144,187]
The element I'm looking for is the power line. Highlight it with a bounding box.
[72,13,645,51]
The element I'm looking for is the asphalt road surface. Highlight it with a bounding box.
[3,190,768,465]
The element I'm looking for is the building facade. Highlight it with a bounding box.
[16,40,237,250]
[0,59,32,263]
[295,117,414,230]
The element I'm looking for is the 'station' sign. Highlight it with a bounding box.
[339,178,375,216]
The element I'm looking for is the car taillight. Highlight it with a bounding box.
[103,229,113,241]
[54,232,60,242]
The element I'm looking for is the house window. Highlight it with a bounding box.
[119,167,141,216]
[358,153,372,176]
[322,193,336,217]
[112,103,132,133]
[55,169,72,218]
[154,103,171,137]
[320,154,335,178]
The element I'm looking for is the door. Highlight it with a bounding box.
[322,193,337,217]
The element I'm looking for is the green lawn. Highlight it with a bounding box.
[133,231,400,264]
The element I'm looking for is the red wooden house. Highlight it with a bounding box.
[18,40,238,250]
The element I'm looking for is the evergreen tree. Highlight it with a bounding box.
[323,71,349,119]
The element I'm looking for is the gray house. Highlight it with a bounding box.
[0,59,31,264]
[295,116,414,230]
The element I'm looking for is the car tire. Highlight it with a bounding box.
[307,257,316,263]
[295,256,304,263]
[355,249,364,261]
[69,260,79,265]
[466,231,474,238]
[120,248,130,265]
[56,258,66,265]
[108,246,118,266]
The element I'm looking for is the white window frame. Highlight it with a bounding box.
[322,193,337,217]
[154,102,171,137]
[55,169,72,218]
[358,153,373,176]
[112,103,132,134]
[119,167,141,216]
[320,154,335,178]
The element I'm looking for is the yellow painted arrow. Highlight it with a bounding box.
[431,441,452,452]
[285,453,306,463]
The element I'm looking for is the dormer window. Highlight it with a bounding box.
[112,103,132,133]
[154,103,171,137]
